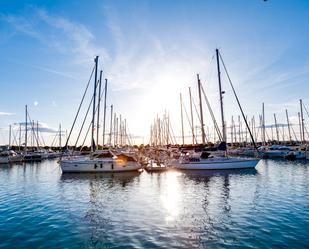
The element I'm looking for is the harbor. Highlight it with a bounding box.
[1,0,309,248]
[0,158,308,248]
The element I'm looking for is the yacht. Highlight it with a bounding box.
[59,56,141,173]
[0,151,9,164]
[260,145,292,159]
[176,150,259,170]
[0,150,23,164]
[175,49,260,170]
[60,150,141,173]
[23,151,42,161]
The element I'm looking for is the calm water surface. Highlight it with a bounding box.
[0,159,308,248]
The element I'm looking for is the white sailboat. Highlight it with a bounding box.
[175,49,260,170]
[61,150,141,173]
[60,56,141,173]
[0,151,9,164]
[176,150,259,170]
[260,145,292,159]
[0,150,23,164]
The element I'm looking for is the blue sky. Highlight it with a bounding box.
[0,0,309,145]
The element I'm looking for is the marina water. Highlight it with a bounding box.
[0,159,308,248]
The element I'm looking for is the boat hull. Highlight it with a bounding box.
[261,150,290,159]
[60,158,142,173]
[9,155,24,163]
[0,157,9,164]
[175,158,260,170]
[23,154,42,161]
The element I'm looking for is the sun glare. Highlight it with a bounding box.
[160,171,182,222]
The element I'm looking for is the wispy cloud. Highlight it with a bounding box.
[13,122,57,133]
[2,8,109,65]
[2,14,42,40]
[0,112,14,116]
[7,59,77,80]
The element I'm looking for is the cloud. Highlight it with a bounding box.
[7,59,78,80]
[2,8,109,64]
[2,14,42,40]
[13,122,57,133]
[0,112,14,116]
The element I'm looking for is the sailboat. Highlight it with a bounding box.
[61,149,141,173]
[0,125,23,164]
[21,105,43,161]
[175,49,260,170]
[60,56,141,173]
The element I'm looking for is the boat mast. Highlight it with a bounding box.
[65,130,68,150]
[262,103,266,145]
[231,116,234,146]
[119,114,122,146]
[102,79,108,146]
[166,113,169,145]
[300,99,305,143]
[109,105,113,146]
[124,118,127,145]
[96,70,102,150]
[189,87,195,145]
[298,112,302,142]
[180,93,184,145]
[31,120,34,148]
[36,120,39,149]
[19,123,21,151]
[216,49,226,143]
[25,105,28,152]
[250,119,253,144]
[238,115,241,144]
[285,109,292,143]
[116,117,119,146]
[274,113,279,142]
[197,74,206,144]
[8,124,11,148]
[91,56,99,153]
[59,123,62,149]
[245,115,248,143]
[113,113,116,147]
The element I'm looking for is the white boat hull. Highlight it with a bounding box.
[0,157,9,164]
[175,158,259,170]
[60,158,142,173]
[9,155,24,163]
[261,150,290,158]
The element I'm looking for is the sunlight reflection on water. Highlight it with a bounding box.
[0,159,308,248]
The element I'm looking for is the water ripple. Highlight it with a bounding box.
[0,159,308,248]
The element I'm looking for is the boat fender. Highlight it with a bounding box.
[100,163,103,168]
[94,164,97,169]
[111,163,114,170]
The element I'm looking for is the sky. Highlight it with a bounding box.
[0,0,309,146]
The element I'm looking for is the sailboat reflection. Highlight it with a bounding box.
[60,171,141,187]
[60,172,141,248]
[181,169,258,247]
[182,169,258,180]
